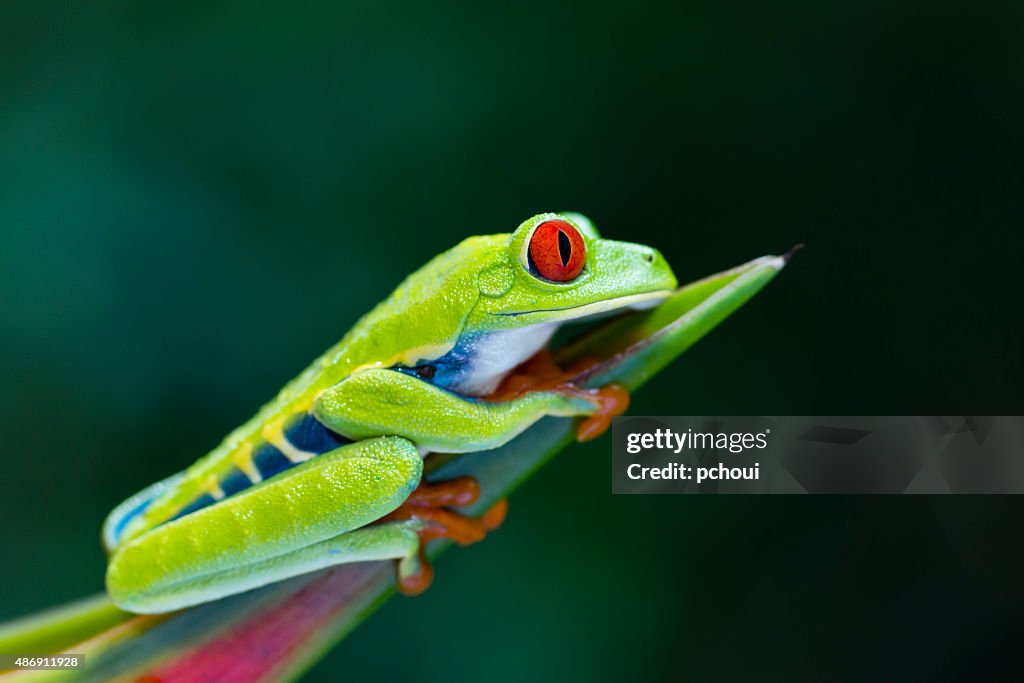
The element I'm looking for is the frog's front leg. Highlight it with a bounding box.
[314,360,627,453]
[106,437,424,613]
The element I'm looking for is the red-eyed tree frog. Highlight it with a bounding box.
[103,213,677,613]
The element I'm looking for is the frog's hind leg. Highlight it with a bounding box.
[381,476,508,595]
[106,436,424,613]
[102,470,187,551]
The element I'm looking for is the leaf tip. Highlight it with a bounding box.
[782,243,805,264]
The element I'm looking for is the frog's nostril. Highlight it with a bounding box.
[644,252,654,263]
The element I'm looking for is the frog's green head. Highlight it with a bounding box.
[468,212,677,327]
[368,213,676,396]
[433,212,677,395]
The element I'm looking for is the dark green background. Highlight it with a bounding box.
[2,2,1022,681]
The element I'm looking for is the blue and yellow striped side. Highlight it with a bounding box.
[104,412,351,548]
[168,412,351,522]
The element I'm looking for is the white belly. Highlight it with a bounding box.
[449,323,558,396]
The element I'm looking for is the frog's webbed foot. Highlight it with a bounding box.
[488,350,630,442]
[381,477,507,596]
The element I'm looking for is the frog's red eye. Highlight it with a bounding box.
[528,220,586,282]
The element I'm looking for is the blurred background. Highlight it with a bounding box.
[2,1,1023,681]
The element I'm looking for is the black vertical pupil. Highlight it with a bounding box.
[557,230,572,267]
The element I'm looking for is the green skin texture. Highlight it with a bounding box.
[104,213,678,613]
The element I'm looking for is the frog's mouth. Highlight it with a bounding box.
[495,290,672,323]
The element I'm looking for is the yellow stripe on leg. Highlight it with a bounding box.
[232,442,262,483]
[263,416,317,464]
[202,476,226,500]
